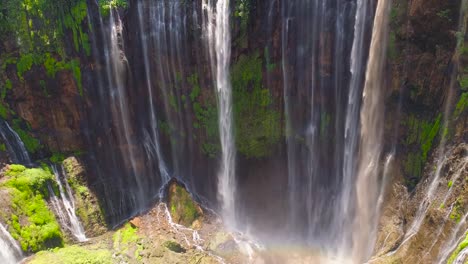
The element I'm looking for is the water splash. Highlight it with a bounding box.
[0,223,22,264]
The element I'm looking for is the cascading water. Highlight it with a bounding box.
[351,0,391,260]
[49,165,87,242]
[0,224,22,264]
[203,0,237,227]
[0,120,31,165]
[136,1,170,193]
[278,0,389,257]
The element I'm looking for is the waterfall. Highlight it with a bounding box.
[0,224,22,264]
[203,0,237,227]
[49,165,87,242]
[352,0,391,260]
[137,1,170,194]
[340,0,368,222]
[0,120,31,165]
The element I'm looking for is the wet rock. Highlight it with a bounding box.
[63,157,107,237]
[167,180,203,227]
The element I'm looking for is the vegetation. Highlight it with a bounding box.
[29,246,113,264]
[1,165,63,252]
[99,0,129,17]
[63,157,107,236]
[231,52,281,158]
[403,114,442,188]
[453,92,468,119]
[0,0,89,97]
[113,223,142,260]
[188,73,221,158]
[447,233,468,264]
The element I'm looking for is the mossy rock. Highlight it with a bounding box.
[162,240,186,253]
[0,164,64,252]
[167,180,203,227]
[62,157,107,237]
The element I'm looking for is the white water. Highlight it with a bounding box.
[340,0,369,219]
[156,203,226,264]
[203,0,237,227]
[50,165,87,242]
[0,120,31,165]
[0,224,22,264]
[453,246,468,264]
[104,11,146,207]
[351,0,391,261]
[437,212,468,263]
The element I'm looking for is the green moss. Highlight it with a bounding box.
[63,157,107,236]
[163,240,186,253]
[50,153,66,163]
[99,0,129,17]
[113,223,142,259]
[450,199,464,223]
[403,114,442,188]
[448,180,454,188]
[1,165,63,252]
[29,245,113,264]
[113,223,138,246]
[231,52,281,158]
[188,74,221,157]
[0,143,6,152]
[453,92,468,119]
[448,233,468,264]
[188,74,201,102]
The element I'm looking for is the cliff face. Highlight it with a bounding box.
[0,0,467,239]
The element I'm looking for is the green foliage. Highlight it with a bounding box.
[99,0,129,17]
[29,246,113,264]
[459,76,468,90]
[188,73,221,157]
[188,74,201,102]
[448,233,468,264]
[2,165,63,252]
[453,93,468,119]
[0,104,9,119]
[17,54,34,78]
[231,52,281,158]
[50,153,66,163]
[162,241,186,253]
[0,143,6,152]
[403,114,442,188]
[1,0,88,96]
[448,180,454,188]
